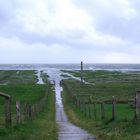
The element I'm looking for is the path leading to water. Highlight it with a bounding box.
[36,70,44,84]
[45,68,96,140]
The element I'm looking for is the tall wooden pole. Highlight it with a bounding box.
[81,61,83,84]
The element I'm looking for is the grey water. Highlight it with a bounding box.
[1,63,140,71]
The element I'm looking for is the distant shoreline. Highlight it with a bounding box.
[0,63,140,71]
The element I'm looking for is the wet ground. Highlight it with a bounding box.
[46,68,96,140]
[36,70,44,84]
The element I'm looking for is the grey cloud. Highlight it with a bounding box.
[74,0,140,43]
[96,16,140,43]
[0,22,88,49]
[0,0,14,22]
[0,0,140,63]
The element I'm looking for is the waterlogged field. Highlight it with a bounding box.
[0,70,57,140]
[62,70,140,140]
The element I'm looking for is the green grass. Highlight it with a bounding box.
[0,84,46,104]
[0,70,58,140]
[0,85,47,128]
[62,70,140,140]
[62,70,140,84]
[0,70,47,119]
[0,70,38,84]
[62,88,140,140]
[0,90,57,140]
[63,79,134,101]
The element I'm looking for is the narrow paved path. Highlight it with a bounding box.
[46,69,96,140]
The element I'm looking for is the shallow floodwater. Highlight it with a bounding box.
[46,68,96,140]
[36,70,44,84]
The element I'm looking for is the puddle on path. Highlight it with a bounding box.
[45,68,96,140]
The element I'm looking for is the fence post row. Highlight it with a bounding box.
[0,83,50,127]
[64,81,140,121]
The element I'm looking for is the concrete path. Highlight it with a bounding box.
[46,68,96,140]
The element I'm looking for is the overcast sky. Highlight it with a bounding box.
[0,0,140,64]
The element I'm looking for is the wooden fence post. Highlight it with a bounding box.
[134,91,140,120]
[16,101,20,123]
[134,92,138,120]
[32,104,35,119]
[93,103,97,119]
[78,99,80,108]
[0,92,12,127]
[24,103,28,121]
[23,103,26,121]
[79,99,81,108]
[75,96,77,106]
[88,104,91,119]
[81,101,84,113]
[101,102,105,120]
[72,96,75,104]
[29,105,32,121]
[84,102,87,117]
[112,96,116,120]
[5,97,12,127]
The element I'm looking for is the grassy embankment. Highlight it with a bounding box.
[0,70,57,140]
[62,70,140,140]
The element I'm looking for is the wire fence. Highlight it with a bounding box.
[63,81,140,122]
[0,83,51,128]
